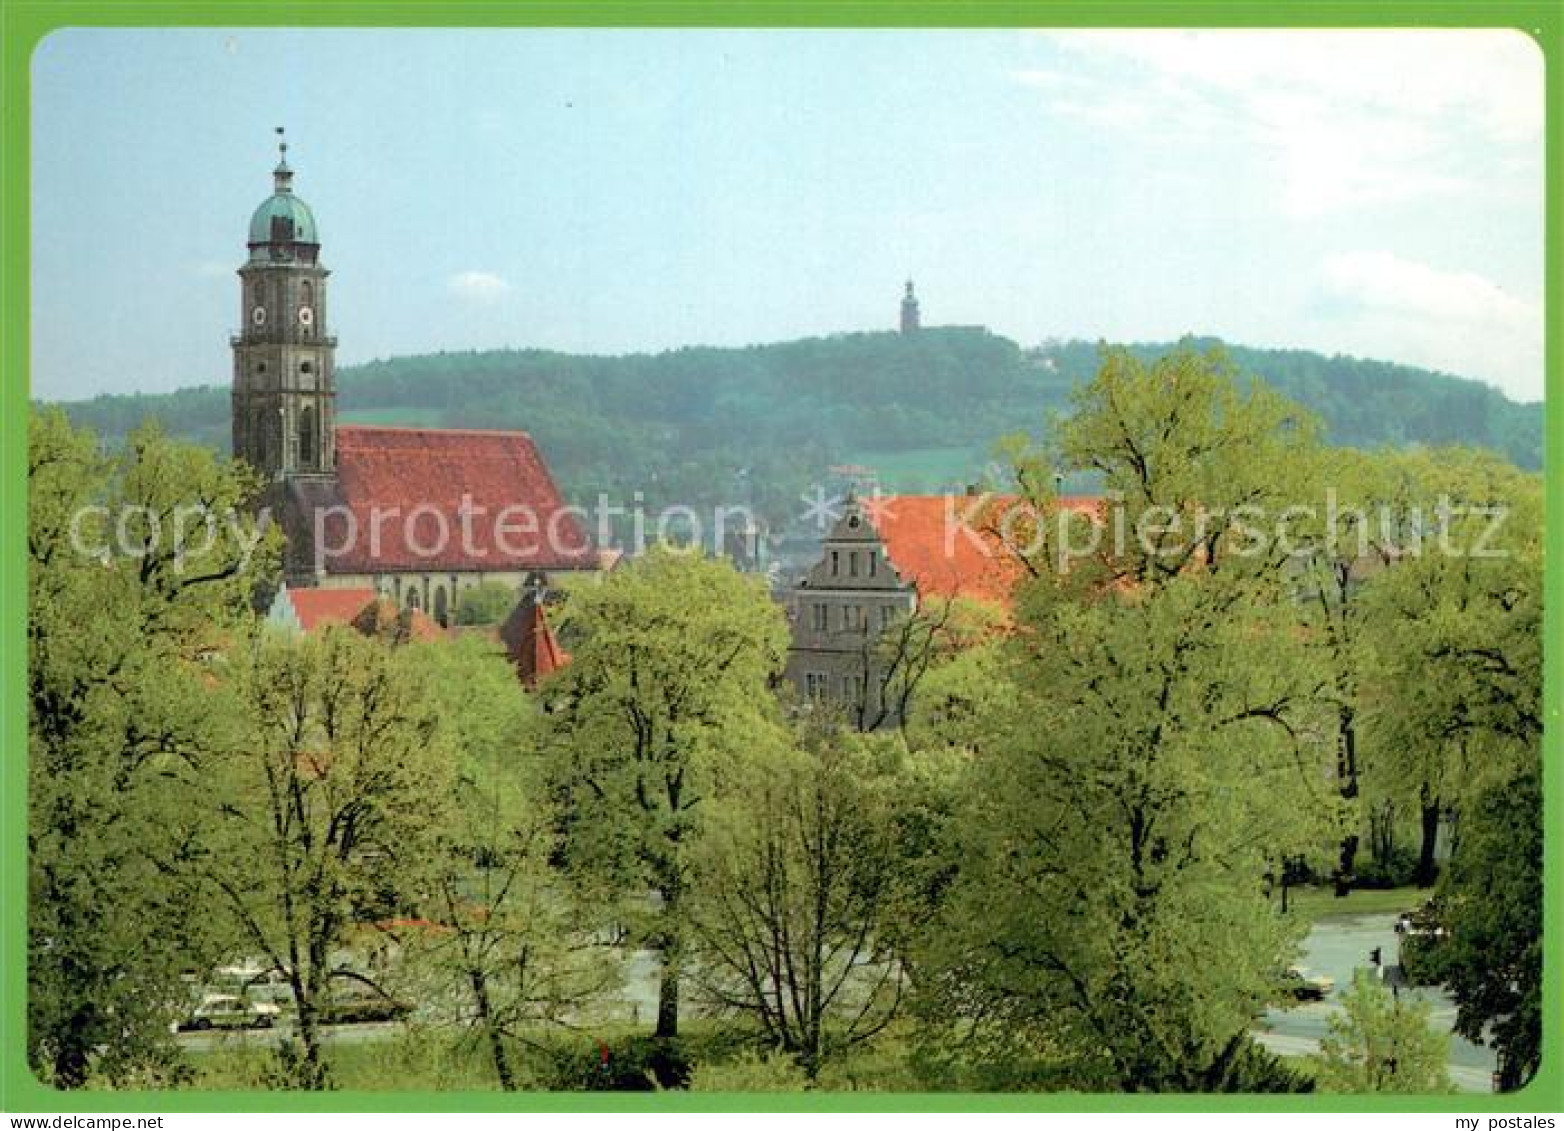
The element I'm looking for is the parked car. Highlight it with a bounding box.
[1281,966,1335,1002]
[317,984,413,1026]
[212,959,290,989]
[1395,899,1448,939]
[181,994,283,1031]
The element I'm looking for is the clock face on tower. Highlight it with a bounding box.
[298,306,314,327]
[252,306,267,327]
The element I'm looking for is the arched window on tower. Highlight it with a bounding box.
[298,405,317,468]
[301,279,313,306]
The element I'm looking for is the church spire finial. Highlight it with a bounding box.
[273,126,293,192]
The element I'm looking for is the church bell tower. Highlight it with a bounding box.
[232,129,336,481]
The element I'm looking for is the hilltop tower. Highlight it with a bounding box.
[232,128,337,481]
[899,279,921,334]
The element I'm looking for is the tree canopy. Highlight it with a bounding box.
[537,546,790,1039]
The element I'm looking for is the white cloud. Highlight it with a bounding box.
[447,270,511,303]
[1318,250,1541,400]
[1019,30,1542,217]
[1322,250,1536,330]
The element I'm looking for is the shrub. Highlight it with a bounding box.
[548,1035,692,1091]
[1353,846,1420,890]
[689,1049,810,1092]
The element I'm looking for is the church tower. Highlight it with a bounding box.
[900,279,920,334]
[232,129,336,481]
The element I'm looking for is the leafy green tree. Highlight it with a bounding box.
[921,575,1329,1090]
[859,595,1002,733]
[688,722,912,1078]
[538,546,789,1039]
[28,410,274,1086]
[1434,763,1541,1091]
[1316,971,1452,1093]
[1049,341,1323,584]
[200,629,454,1089]
[1358,449,1541,885]
[1288,447,1430,893]
[902,637,1015,754]
[405,636,616,1090]
[918,348,1336,1090]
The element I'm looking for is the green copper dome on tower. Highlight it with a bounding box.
[248,129,319,247]
[248,190,318,245]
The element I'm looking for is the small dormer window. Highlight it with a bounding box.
[869,551,878,577]
[831,550,840,576]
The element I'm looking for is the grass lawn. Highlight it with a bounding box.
[1277,884,1426,925]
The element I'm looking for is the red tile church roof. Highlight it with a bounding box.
[323,426,594,572]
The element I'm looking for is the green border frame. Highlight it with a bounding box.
[1,0,1558,1114]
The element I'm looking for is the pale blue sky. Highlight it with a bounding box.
[32,28,1544,402]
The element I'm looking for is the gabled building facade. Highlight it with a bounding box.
[785,497,919,722]
[784,491,1101,725]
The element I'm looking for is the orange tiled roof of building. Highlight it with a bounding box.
[319,426,596,572]
[349,596,445,644]
[286,586,378,632]
[868,493,1102,608]
[499,597,570,687]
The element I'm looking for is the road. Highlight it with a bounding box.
[182,916,1497,1092]
[1257,910,1496,1092]
[175,1020,403,1052]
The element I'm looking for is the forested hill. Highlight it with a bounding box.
[55,329,1541,522]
